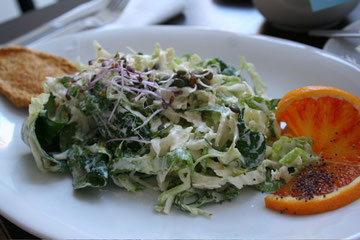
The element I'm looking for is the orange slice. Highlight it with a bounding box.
[265,86,360,215]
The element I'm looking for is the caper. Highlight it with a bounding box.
[229,104,240,113]
[189,75,197,87]
[201,70,213,80]
[205,71,213,80]
[170,78,188,88]
[176,69,187,76]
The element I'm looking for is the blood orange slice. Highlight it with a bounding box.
[265,86,360,215]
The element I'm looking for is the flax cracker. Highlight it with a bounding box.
[0,45,77,107]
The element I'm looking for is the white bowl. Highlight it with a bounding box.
[253,0,359,31]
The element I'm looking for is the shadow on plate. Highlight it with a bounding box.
[162,13,185,25]
[212,0,253,8]
[14,152,69,186]
[72,187,104,203]
[73,180,159,207]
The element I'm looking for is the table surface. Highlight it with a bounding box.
[0,0,359,238]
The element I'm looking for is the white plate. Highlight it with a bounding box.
[1,26,360,239]
[324,20,360,66]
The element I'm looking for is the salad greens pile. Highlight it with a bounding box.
[22,42,318,216]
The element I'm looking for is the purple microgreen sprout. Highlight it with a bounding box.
[135,93,145,101]
[134,108,163,130]
[81,55,187,127]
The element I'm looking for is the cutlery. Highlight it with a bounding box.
[6,0,106,46]
[30,0,129,45]
[7,0,129,46]
[309,29,360,38]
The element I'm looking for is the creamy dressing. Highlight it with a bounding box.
[22,43,318,216]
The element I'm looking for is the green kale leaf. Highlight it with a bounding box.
[236,108,266,169]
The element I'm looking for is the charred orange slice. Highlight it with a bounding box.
[265,86,360,215]
[265,161,360,214]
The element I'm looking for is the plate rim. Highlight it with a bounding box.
[1,25,360,239]
[30,25,360,73]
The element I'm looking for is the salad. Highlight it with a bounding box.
[22,43,318,216]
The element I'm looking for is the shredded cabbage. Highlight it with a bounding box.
[22,43,319,216]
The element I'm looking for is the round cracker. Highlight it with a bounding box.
[0,45,77,107]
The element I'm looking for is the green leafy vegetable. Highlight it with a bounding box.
[59,122,77,152]
[253,168,285,193]
[269,136,318,174]
[152,124,174,138]
[68,144,110,189]
[35,94,69,152]
[269,136,315,161]
[203,58,237,76]
[244,96,280,112]
[21,44,319,216]
[166,148,194,174]
[59,76,74,88]
[243,96,280,138]
[236,108,266,169]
